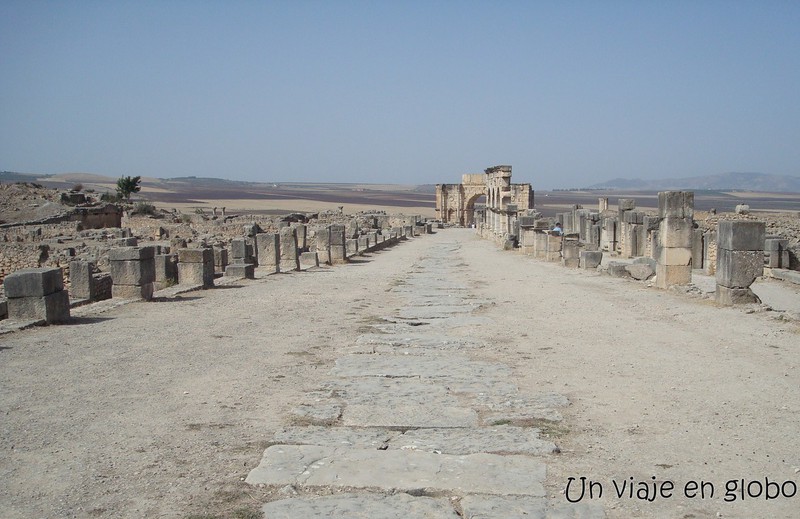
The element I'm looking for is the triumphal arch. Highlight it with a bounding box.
[435,165,533,234]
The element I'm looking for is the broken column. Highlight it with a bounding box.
[279,227,300,272]
[256,233,280,273]
[329,224,347,264]
[225,239,255,279]
[656,191,694,289]
[177,247,215,288]
[154,253,178,289]
[4,267,70,323]
[110,246,155,300]
[69,260,96,301]
[715,220,765,305]
[314,226,332,265]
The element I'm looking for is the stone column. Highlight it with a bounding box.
[329,224,348,264]
[177,248,215,288]
[256,233,280,273]
[715,221,765,305]
[225,239,255,279]
[69,260,95,300]
[4,267,70,323]
[110,246,155,300]
[213,246,228,274]
[292,223,308,252]
[279,227,300,272]
[655,191,694,289]
[154,254,178,290]
[314,226,332,265]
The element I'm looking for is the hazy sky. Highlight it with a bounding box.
[2,1,799,189]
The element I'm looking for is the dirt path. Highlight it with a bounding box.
[1,228,798,518]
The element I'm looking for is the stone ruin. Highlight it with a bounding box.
[439,165,800,306]
[1,206,433,326]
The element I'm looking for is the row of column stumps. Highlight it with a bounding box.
[1,222,427,324]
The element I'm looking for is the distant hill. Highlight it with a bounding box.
[587,172,800,193]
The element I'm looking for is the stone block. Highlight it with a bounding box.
[110,259,155,286]
[292,223,307,251]
[518,216,536,228]
[404,225,414,237]
[69,260,95,300]
[715,249,763,288]
[717,220,765,251]
[299,251,319,270]
[358,236,369,252]
[623,210,645,224]
[178,247,213,264]
[562,258,580,268]
[256,233,280,271]
[346,239,359,257]
[625,263,655,280]
[658,246,693,266]
[108,246,154,261]
[112,237,138,247]
[178,261,214,287]
[213,247,228,270]
[658,217,693,248]
[112,282,154,301]
[715,285,760,305]
[579,250,602,269]
[0,300,6,319]
[764,238,788,252]
[658,191,694,219]
[607,262,631,278]
[154,254,178,289]
[618,198,636,211]
[230,239,255,264]
[225,263,255,279]
[7,290,70,323]
[330,245,347,264]
[330,225,347,246]
[279,227,300,271]
[655,263,691,288]
[4,267,64,298]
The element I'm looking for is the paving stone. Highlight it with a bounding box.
[273,426,397,448]
[289,404,342,425]
[261,493,460,518]
[331,355,512,381]
[396,426,556,455]
[460,496,606,519]
[246,445,546,496]
[342,404,477,428]
[322,378,457,405]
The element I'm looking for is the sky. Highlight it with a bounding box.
[1,1,799,190]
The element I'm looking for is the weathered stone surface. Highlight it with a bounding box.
[606,262,631,278]
[279,227,300,271]
[230,239,255,264]
[658,191,694,219]
[153,254,178,289]
[658,217,693,248]
[261,493,459,519]
[715,249,763,288]
[224,263,255,279]
[4,267,64,298]
[655,263,691,288]
[717,220,765,251]
[289,404,342,425]
[69,261,95,300]
[342,404,477,428]
[579,250,602,269]
[397,426,556,455]
[460,496,606,519]
[7,290,70,323]
[111,282,154,300]
[110,259,155,286]
[657,246,692,266]
[178,261,214,287]
[625,263,655,280]
[299,251,319,270]
[246,445,546,496]
[108,246,155,261]
[715,285,761,305]
[177,247,213,264]
[256,233,280,271]
[273,426,394,448]
[331,355,512,381]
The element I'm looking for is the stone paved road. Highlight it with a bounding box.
[245,235,604,518]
